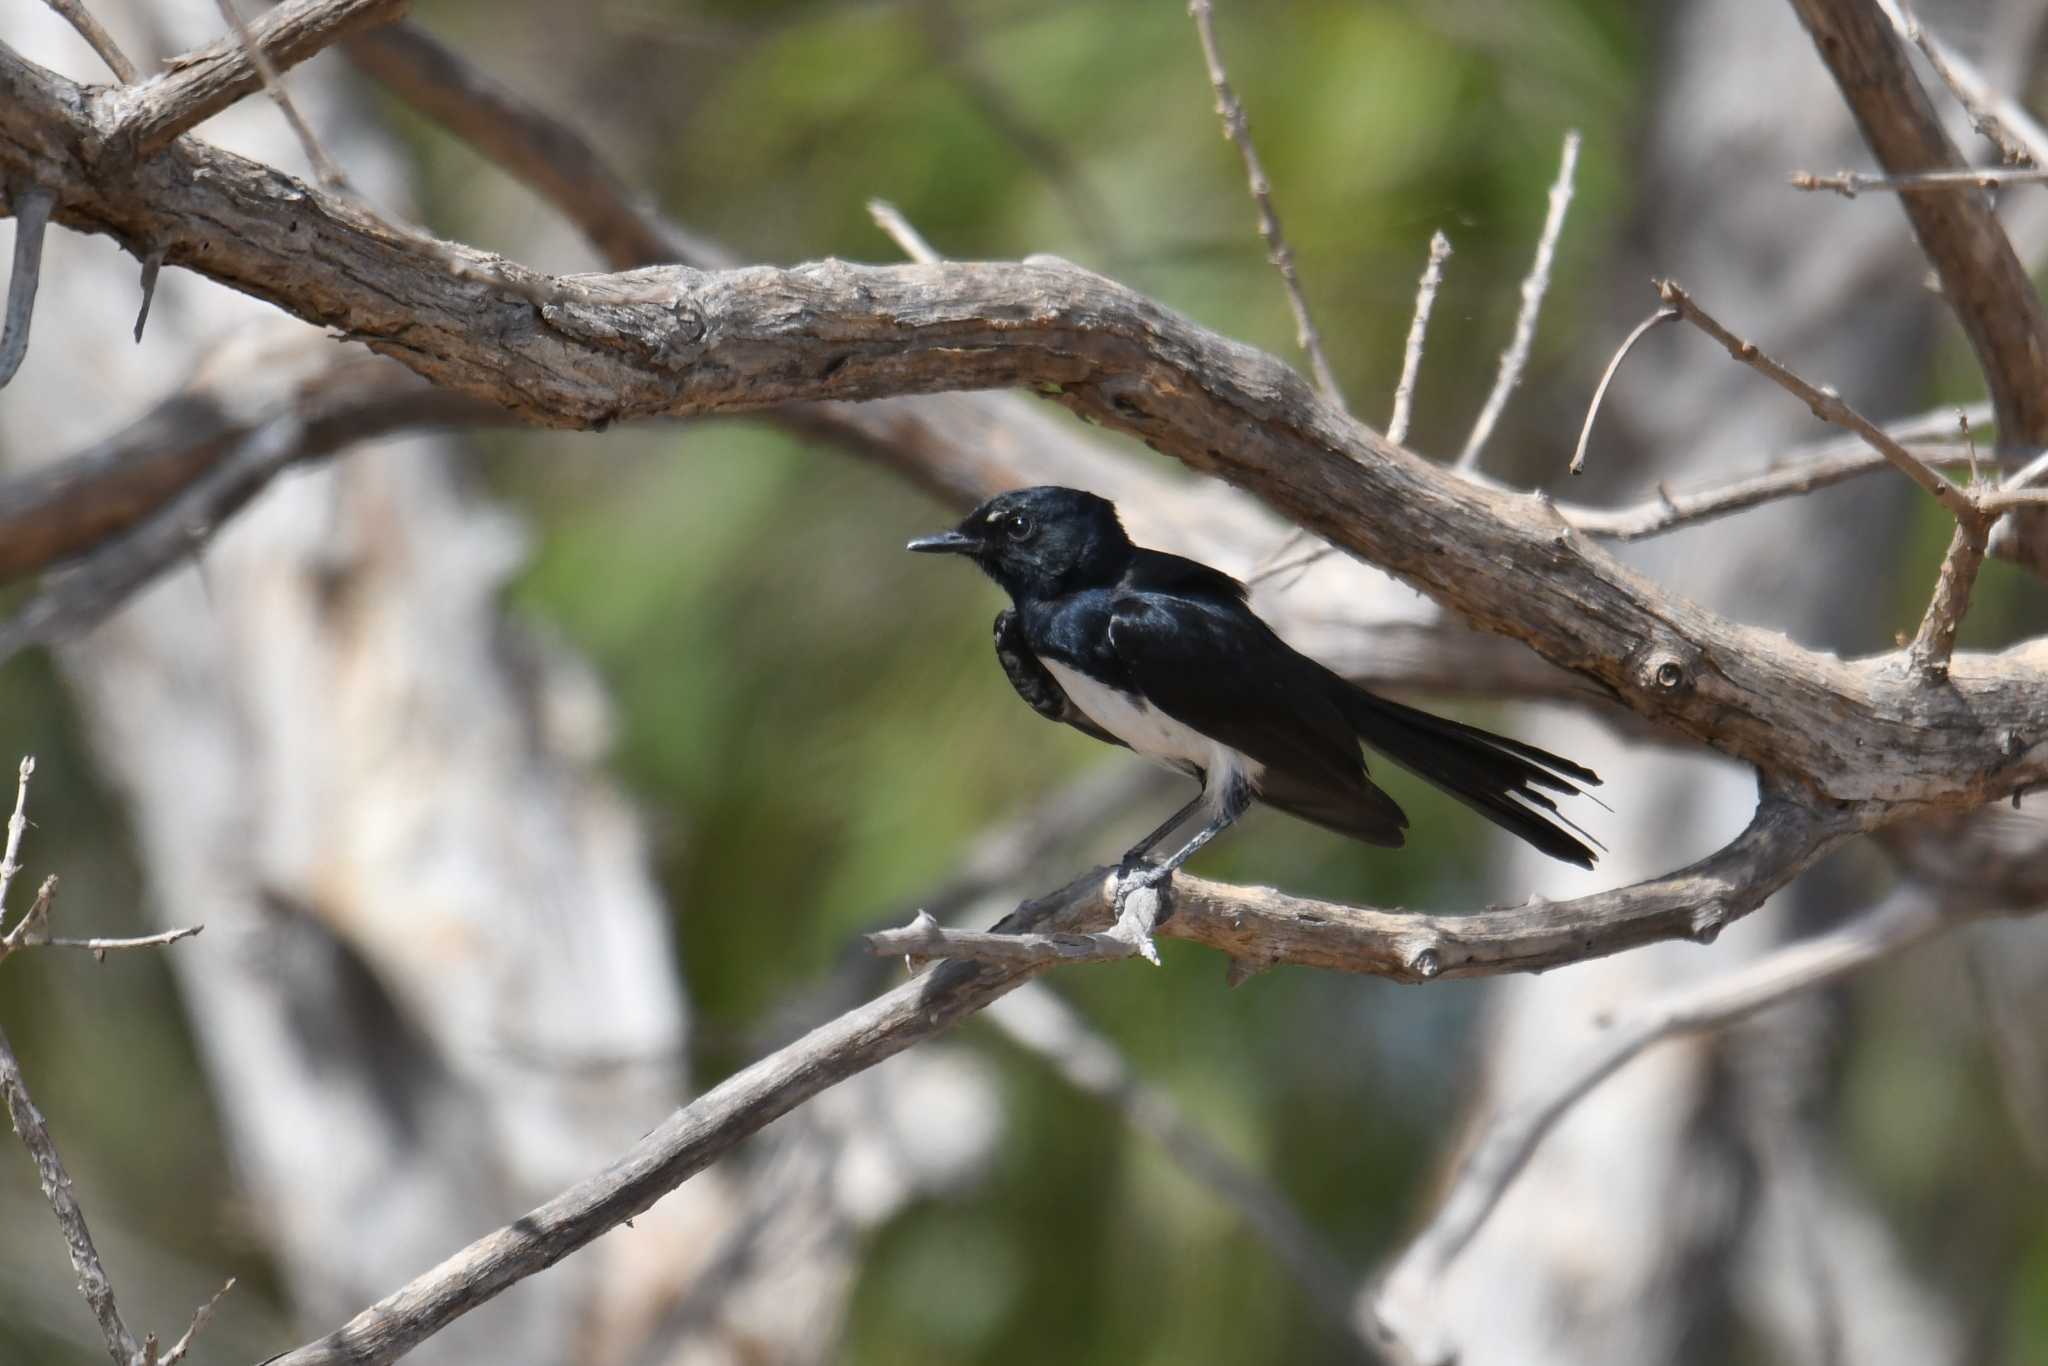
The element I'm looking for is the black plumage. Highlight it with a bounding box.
[909,486,1601,903]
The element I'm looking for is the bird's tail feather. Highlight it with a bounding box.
[1337,690,1603,868]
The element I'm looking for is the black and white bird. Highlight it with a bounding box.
[908,486,1601,910]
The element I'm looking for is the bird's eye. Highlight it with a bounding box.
[1005,512,1035,542]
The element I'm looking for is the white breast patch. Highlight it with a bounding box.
[1044,659,1261,814]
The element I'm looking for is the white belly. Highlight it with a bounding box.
[1044,660,1261,812]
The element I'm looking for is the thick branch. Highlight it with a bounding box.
[0,345,492,585]
[879,793,1852,983]
[273,780,1850,1366]
[341,22,723,271]
[4,44,2044,810]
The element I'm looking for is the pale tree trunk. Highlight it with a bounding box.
[1414,2,1962,1362]
[1,5,993,1361]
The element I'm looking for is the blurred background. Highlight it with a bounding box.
[3,1,2047,1363]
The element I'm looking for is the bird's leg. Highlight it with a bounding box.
[1120,791,1207,867]
[1114,771,1253,915]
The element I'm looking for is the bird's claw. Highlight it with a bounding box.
[1109,860,1168,966]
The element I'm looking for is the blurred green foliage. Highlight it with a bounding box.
[6,1,2048,1363]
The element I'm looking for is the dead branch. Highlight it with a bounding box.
[1791,0,2048,441]
[0,342,493,585]
[89,0,407,163]
[214,0,351,191]
[986,984,1364,1338]
[40,0,137,84]
[0,758,216,1366]
[1387,230,1451,447]
[1568,306,1677,476]
[1187,0,1345,408]
[341,21,725,271]
[1459,130,1579,469]
[1886,0,2048,166]
[5,45,2045,811]
[1657,279,1968,513]
[264,869,1111,1366]
[1372,889,1969,1366]
[877,791,1851,983]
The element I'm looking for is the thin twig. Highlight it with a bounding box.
[1187,0,1346,409]
[0,875,57,966]
[868,198,942,266]
[2002,447,2048,492]
[1458,130,1581,469]
[1373,890,1954,1365]
[1657,278,1973,515]
[1888,0,2048,166]
[1569,306,1677,475]
[0,763,144,1366]
[40,926,207,958]
[868,910,1138,968]
[158,1278,236,1366]
[41,0,139,84]
[0,415,308,665]
[213,0,351,192]
[1791,165,2048,195]
[0,757,34,916]
[1388,231,1452,447]
[0,1020,143,1366]
[0,187,56,391]
[986,985,1366,1341]
[1908,511,1993,679]
[1565,438,1978,539]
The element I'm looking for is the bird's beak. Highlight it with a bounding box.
[905,528,979,555]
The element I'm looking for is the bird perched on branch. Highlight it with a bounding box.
[908,486,1602,921]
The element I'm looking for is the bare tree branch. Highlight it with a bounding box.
[214,0,350,191]
[879,792,1851,983]
[39,0,137,84]
[0,758,215,1366]
[1657,279,1969,514]
[1568,306,1677,477]
[1886,0,2048,166]
[5,49,2044,810]
[985,984,1366,1343]
[1388,231,1452,447]
[265,870,1112,1366]
[1186,0,1345,409]
[1908,511,1992,678]
[1459,130,1580,469]
[0,1017,143,1366]
[1789,0,2048,447]
[89,0,408,162]
[0,342,494,586]
[341,20,725,271]
[1373,889,1974,1366]
[0,757,34,920]
[1792,164,2048,193]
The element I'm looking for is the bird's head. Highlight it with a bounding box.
[906,486,1133,599]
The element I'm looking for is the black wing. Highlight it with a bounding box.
[993,608,1127,751]
[1106,592,1409,846]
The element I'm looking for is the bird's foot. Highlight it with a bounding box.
[1108,860,1169,966]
